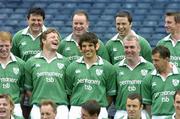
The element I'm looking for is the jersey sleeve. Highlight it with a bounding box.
[138,36,152,63]
[141,74,152,105]
[65,63,75,95]
[97,40,110,62]
[11,32,21,58]
[17,58,26,93]
[105,64,117,96]
[24,59,33,91]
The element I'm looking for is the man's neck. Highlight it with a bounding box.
[72,34,80,43]
[42,49,56,60]
[126,57,140,69]
[171,32,180,41]
[175,113,180,119]
[0,56,11,65]
[84,56,98,67]
[159,63,172,78]
[29,29,41,38]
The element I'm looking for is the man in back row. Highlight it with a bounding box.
[157,12,180,68]
[58,10,109,62]
[106,11,152,64]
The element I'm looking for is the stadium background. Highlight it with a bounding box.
[1,0,179,47]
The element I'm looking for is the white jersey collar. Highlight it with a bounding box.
[151,63,179,75]
[111,30,139,41]
[76,56,104,65]
[34,51,63,59]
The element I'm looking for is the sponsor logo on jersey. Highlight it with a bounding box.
[172,79,179,86]
[21,41,26,46]
[75,69,81,73]
[35,64,41,67]
[119,71,124,76]
[96,69,103,76]
[57,63,64,69]
[65,47,70,51]
[152,82,156,87]
[141,69,148,76]
[113,48,117,52]
[13,67,19,75]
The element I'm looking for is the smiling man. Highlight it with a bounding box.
[58,10,109,62]
[0,32,25,119]
[24,28,69,119]
[11,8,47,118]
[157,12,180,68]
[0,94,23,119]
[66,32,116,119]
[114,35,153,119]
[106,11,152,64]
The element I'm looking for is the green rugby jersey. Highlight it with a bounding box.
[24,52,70,105]
[0,53,25,103]
[114,57,154,110]
[58,33,110,62]
[106,32,152,64]
[65,56,116,107]
[11,26,47,61]
[142,65,180,116]
[157,34,180,68]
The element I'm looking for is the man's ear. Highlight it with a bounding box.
[95,43,100,51]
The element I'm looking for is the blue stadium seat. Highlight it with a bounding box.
[51,21,64,26]
[143,21,157,26]
[47,3,63,8]
[92,3,106,8]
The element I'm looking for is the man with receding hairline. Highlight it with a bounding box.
[0,31,25,118]
[40,100,57,119]
[114,35,153,119]
[58,10,109,62]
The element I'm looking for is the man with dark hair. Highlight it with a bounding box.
[106,10,152,64]
[166,90,180,119]
[114,35,153,119]
[11,8,47,118]
[119,93,149,119]
[24,28,69,119]
[40,100,57,119]
[0,31,25,118]
[81,100,100,119]
[65,32,116,119]
[0,94,23,119]
[12,7,46,61]
[58,10,109,62]
[157,12,180,68]
[142,45,180,119]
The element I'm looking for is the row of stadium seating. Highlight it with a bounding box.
[1,0,179,47]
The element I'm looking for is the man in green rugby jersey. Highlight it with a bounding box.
[0,94,23,119]
[114,35,153,119]
[58,10,109,62]
[0,31,24,118]
[11,7,47,119]
[142,45,180,119]
[106,11,152,64]
[24,28,69,119]
[65,32,116,119]
[11,7,47,61]
[157,12,180,68]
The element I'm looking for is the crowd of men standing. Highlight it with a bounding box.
[0,6,180,119]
